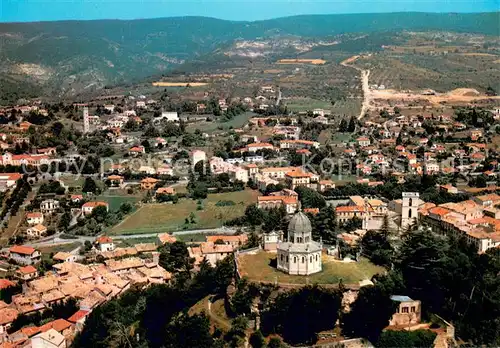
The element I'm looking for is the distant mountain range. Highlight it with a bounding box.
[0,12,498,102]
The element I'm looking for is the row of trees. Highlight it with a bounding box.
[0,177,31,221]
[325,174,471,203]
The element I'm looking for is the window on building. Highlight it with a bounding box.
[315,254,318,261]
[280,254,284,261]
[411,306,416,313]
[402,307,409,313]
[294,257,297,263]
[409,209,412,218]
[302,257,305,263]
[286,256,289,263]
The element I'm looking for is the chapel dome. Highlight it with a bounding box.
[288,211,312,241]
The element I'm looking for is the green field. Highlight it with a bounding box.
[97,193,141,212]
[237,251,385,286]
[115,233,215,246]
[330,98,362,117]
[109,190,259,235]
[187,112,256,132]
[38,242,82,260]
[173,233,207,243]
[59,176,85,189]
[115,236,157,247]
[286,98,333,112]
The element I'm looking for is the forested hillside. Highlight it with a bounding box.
[0,12,498,102]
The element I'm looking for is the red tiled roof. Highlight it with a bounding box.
[156,187,175,195]
[67,310,89,323]
[17,265,37,274]
[0,307,18,325]
[286,170,313,178]
[336,205,368,212]
[247,142,273,148]
[39,318,72,333]
[19,325,41,337]
[258,195,298,205]
[206,235,248,244]
[82,201,108,208]
[429,207,451,217]
[141,177,159,184]
[96,236,113,244]
[303,208,319,215]
[26,212,43,218]
[0,279,15,290]
[9,245,36,255]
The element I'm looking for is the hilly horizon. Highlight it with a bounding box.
[0,12,498,103]
[2,11,499,24]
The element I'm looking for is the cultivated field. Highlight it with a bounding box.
[152,82,209,87]
[370,87,500,107]
[237,251,385,286]
[109,190,259,235]
[354,52,500,93]
[277,59,327,65]
[285,98,333,112]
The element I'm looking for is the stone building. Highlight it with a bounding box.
[401,192,420,229]
[276,212,322,275]
[389,295,422,327]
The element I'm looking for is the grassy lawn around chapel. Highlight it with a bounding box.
[237,250,385,286]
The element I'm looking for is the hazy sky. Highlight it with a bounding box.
[1,0,499,22]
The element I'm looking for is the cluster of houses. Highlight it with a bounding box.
[419,193,500,253]
[21,196,109,240]
[0,233,178,346]
[187,234,248,267]
[0,227,256,346]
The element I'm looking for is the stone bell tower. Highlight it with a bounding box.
[401,192,419,229]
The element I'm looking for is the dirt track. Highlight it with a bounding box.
[341,54,500,113]
[341,55,371,119]
[371,88,500,106]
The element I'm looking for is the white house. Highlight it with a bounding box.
[96,236,115,252]
[0,173,22,190]
[9,245,41,265]
[190,150,207,167]
[0,305,18,335]
[312,108,325,117]
[27,224,47,238]
[41,199,60,215]
[154,112,179,123]
[26,212,44,225]
[53,252,78,263]
[31,328,66,348]
[81,201,109,216]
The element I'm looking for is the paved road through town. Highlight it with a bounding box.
[26,227,239,247]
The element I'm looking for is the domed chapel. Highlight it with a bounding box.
[276,211,322,275]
